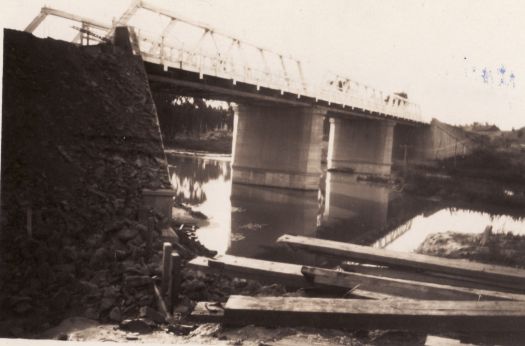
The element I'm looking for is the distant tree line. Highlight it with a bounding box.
[153,93,234,142]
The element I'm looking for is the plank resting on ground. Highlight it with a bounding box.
[302,266,525,301]
[278,234,525,289]
[224,295,525,332]
[186,255,317,288]
[186,255,525,301]
[339,262,525,293]
[186,255,402,299]
[190,301,224,323]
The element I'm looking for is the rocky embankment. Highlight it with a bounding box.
[0,29,176,336]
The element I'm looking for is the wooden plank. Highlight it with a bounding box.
[190,255,412,299]
[278,234,525,289]
[161,242,173,295]
[424,335,476,346]
[302,266,525,301]
[348,289,411,301]
[340,262,525,293]
[224,295,525,332]
[187,255,405,300]
[190,301,225,323]
[187,255,321,289]
[168,252,181,312]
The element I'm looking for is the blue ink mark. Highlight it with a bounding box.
[481,68,490,84]
[509,72,516,88]
[498,65,507,86]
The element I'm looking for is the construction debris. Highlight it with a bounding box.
[3,21,524,346]
[301,266,525,301]
[207,295,525,332]
[277,234,525,291]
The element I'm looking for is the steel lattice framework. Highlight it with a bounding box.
[25,0,424,123]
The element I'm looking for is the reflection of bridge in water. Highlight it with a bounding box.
[319,172,432,246]
[25,1,475,194]
[372,220,413,249]
[166,154,438,261]
[167,155,231,204]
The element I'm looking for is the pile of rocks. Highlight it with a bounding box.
[0,27,282,340]
[0,29,175,336]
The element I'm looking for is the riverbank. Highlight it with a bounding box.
[164,130,232,155]
[402,146,525,218]
[25,203,420,346]
[418,229,525,269]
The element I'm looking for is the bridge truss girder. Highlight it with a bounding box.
[24,1,424,123]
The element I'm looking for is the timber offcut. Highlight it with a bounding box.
[277,234,525,290]
[219,295,525,332]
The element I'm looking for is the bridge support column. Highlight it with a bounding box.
[232,104,325,190]
[328,118,395,176]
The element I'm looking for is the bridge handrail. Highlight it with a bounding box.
[138,30,422,121]
[24,5,424,123]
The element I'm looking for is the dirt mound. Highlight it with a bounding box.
[417,230,525,268]
[0,29,173,336]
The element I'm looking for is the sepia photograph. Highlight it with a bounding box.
[1,1,525,345]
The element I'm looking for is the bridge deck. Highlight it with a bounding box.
[145,62,424,126]
[24,1,426,125]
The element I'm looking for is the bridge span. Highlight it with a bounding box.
[24,1,461,190]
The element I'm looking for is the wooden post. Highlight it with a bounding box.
[168,252,181,311]
[161,242,173,296]
[153,283,170,321]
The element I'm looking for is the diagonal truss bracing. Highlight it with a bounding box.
[24,1,423,123]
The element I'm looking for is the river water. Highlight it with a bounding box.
[167,153,525,264]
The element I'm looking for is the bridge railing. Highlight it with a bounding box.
[315,77,422,122]
[137,29,422,122]
[137,29,308,95]
[24,3,424,123]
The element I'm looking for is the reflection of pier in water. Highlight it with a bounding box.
[167,154,438,261]
[228,183,318,265]
[319,172,430,245]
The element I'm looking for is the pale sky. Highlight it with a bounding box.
[1,0,524,129]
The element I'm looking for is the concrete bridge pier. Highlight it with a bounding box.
[232,104,325,190]
[327,117,396,176]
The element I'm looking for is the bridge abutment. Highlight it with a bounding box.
[327,117,395,176]
[393,120,473,166]
[232,104,325,190]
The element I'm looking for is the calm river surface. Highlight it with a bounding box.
[167,153,525,264]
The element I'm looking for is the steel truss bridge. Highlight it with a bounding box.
[25,0,424,124]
